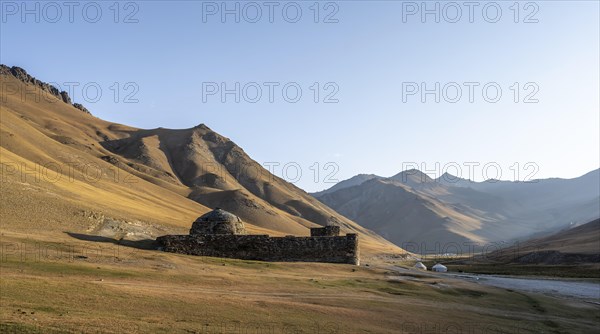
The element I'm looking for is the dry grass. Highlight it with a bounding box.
[2,232,599,333]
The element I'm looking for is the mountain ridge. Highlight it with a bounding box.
[0,66,402,255]
[314,168,600,248]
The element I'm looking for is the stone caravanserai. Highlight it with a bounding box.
[157,208,359,265]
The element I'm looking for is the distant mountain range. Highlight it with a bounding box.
[311,174,380,197]
[312,169,600,249]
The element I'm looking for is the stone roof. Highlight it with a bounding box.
[190,208,247,235]
[196,208,241,223]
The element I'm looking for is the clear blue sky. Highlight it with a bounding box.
[2,1,598,192]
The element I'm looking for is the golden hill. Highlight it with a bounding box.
[0,66,400,256]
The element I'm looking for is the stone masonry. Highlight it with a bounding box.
[156,208,359,265]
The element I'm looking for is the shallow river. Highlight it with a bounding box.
[447,272,600,302]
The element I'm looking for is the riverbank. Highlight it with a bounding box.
[443,263,600,279]
[445,272,600,303]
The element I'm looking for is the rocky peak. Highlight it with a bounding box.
[0,64,91,115]
[193,123,210,131]
[391,169,433,184]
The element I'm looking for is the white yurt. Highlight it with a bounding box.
[414,262,427,270]
[432,263,447,272]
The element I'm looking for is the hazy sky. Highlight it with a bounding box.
[2,1,598,192]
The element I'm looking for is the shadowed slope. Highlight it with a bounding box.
[315,168,599,248]
[0,68,401,255]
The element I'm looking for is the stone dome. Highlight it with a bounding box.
[189,208,247,235]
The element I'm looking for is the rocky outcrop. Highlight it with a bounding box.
[60,91,72,104]
[73,103,90,114]
[100,155,120,165]
[0,64,91,115]
[1,64,61,97]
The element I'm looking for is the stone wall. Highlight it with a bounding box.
[310,226,340,237]
[156,233,359,265]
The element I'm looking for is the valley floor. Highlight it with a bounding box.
[1,232,599,333]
